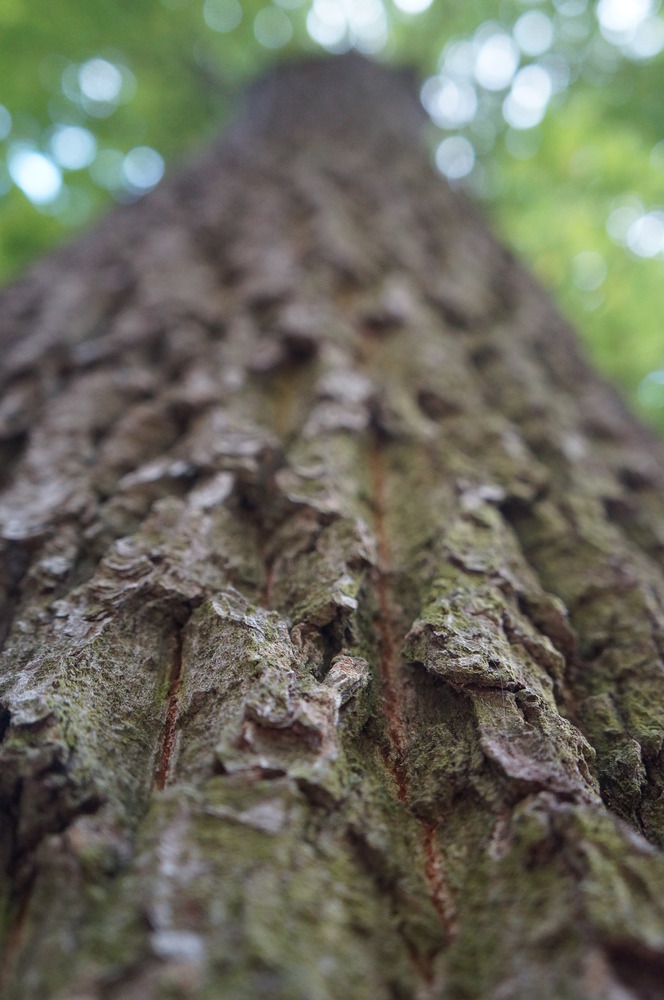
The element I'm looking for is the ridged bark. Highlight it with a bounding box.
[2,55,664,999]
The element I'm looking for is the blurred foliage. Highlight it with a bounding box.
[1,0,664,431]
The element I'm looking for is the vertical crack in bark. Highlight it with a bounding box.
[154,629,184,792]
[369,433,458,944]
[421,823,458,936]
[261,555,276,611]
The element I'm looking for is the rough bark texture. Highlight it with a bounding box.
[2,55,664,999]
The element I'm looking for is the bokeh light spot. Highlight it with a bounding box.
[503,64,552,129]
[347,0,388,53]
[393,0,434,14]
[606,197,643,245]
[596,0,652,43]
[513,11,554,56]
[474,32,520,91]
[8,145,62,204]
[624,15,664,59]
[203,0,242,32]
[307,0,387,54]
[254,7,293,48]
[50,126,97,170]
[555,0,588,16]
[435,135,475,180]
[651,140,664,168]
[118,66,137,103]
[421,76,477,128]
[571,250,607,290]
[441,40,475,78]
[558,12,591,43]
[122,146,165,191]
[60,64,81,104]
[627,210,664,257]
[78,59,123,103]
[306,0,348,49]
[638,371,664,408]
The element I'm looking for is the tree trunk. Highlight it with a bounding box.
[2,54,664,1000]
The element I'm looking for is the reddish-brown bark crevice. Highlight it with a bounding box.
[154,631,184,792]
[369,432,457,943]
[422,823,458,940]
[260,555,276,610]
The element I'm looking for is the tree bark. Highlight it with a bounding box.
[2,54,664,999]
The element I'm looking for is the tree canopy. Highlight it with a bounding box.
[1,0,664,430]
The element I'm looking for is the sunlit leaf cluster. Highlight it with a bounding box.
[1,0,663,430]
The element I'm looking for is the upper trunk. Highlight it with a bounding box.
[2,53,664,1000]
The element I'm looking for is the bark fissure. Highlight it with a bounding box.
[421,823,458,937]
[369,431,458,944]
[153,629,185,792]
